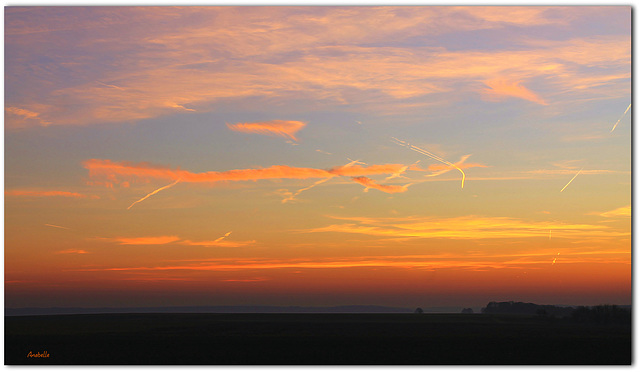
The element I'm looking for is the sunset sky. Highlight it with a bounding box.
[4,6,631,309]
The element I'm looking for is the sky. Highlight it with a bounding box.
[4,6,631,309]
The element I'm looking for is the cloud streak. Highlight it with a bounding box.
[84,159,414,186]
[5,190,99,199]
[351,176,413,194]
[227,120,306,141]
[109,236,181,245]
[594,205,631,218]
[483,78,548,105]
[306,215,627,240]
[76,249,630,274]
[4,7,629,128]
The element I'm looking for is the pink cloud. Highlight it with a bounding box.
[351,176,412,194]
[483,78,548,105]
[227,120,306,141]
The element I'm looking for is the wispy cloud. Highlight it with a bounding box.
[5,190,99,199]
[5,106,51,127]
[351,176,413,194]
[76,249,630,274]
[108,236,181,245]
[306,215,627,240]
[102,233,254,248]
[227,120,306,141]
[84,159,414,186]
[181,240,256,248]
[5,7,629,128]
[56,249,88,254]
[180,231,256,247]
[593,205,631,218]
[482,78,548,105]
[44,223,72,230]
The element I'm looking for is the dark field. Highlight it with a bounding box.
[5,313,631,365]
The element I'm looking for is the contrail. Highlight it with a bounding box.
[282,158,361,203]
[44,223,71,230]
[560,167,583,192]
[127,179,180,210]
[282,178,332,203]
[214,231,232,243]
[391,137,466,188]
[385,160,419,181]
[610,104,631,133]
[552,252,560,265]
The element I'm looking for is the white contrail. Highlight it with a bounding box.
[44,223,71,230]
[610,104,631,133]
[282,178,332,203]
[426,155,472,178]
[127,179,181,210]
[560,167,583,192]
[391,137,466,188]
[282,158,362,203]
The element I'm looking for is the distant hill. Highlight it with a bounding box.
[481,301,575,317]
[5,305,414,316]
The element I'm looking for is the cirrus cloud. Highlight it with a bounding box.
[227,120,306,141]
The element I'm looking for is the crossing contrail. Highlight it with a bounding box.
[610,104,631,133]
[282,158,370,203]
[127,179,181,210]
[391,137,466,188]
[560,167,583,192]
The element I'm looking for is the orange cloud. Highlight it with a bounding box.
[227,120,306,141]
[5,190,99,199]
[307,215,627,240]
[84,159,412,186]
[44,223,72,230]
[6,8,628,128]
[110,236,181,245]
[77,249,629,274]
[5,106,51,127]
[181,240,256,248]
[351,176,412,194]
[483,78,548,105]
[56,249,88,254]
[181,231,255,247]
[595,205,631,218]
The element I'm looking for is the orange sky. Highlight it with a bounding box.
[4,6,631,309]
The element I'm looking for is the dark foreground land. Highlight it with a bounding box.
[5,313,631,365]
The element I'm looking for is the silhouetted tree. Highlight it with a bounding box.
[414,307,424,314]
[571,305,631,324]
[461,308,474,314]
